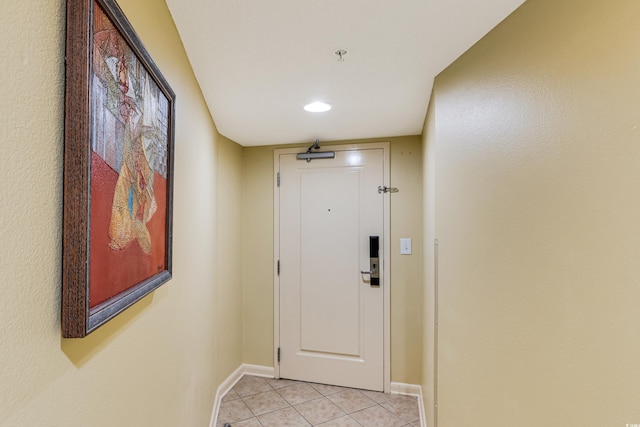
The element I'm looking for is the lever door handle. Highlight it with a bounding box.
[361,270,373,274]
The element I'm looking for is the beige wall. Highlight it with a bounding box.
[242,145,276,367]
[242,137,423,385]
[421,98,436,427]
[423,0,640,425]
[0,0,243,425]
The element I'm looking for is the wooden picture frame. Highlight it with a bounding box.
[63,0,175,337]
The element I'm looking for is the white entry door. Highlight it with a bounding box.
[276,144,389,392]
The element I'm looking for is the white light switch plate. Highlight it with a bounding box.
[400,238,412,255]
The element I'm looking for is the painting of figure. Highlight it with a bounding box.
[89,1,170,308]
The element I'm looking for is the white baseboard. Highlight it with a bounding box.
[390,381,421,395]
[390,382,427,427]
[209,364,274,427]
[242,364,275,378]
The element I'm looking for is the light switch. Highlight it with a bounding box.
[400,238,412,255]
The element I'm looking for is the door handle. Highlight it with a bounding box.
[367,236,380,287]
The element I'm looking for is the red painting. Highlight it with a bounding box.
[62,0,174,337]
[89,2,170,308]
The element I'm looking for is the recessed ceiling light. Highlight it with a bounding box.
[304,101,331,113]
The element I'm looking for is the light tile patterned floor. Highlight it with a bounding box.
[217,375,421,427]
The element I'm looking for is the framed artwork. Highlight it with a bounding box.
[63,0,175,337]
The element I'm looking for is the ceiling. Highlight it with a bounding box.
[165,0,526,147]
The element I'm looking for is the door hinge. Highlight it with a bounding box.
[277,260,280,276]
[277,347,281,363]
[277,172,280,187]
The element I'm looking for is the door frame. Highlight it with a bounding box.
[273,142,391,392]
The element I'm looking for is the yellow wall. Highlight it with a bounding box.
[423,0,640,424]
[0,0,243,425]
[242,137,424,385]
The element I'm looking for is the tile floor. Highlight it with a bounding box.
[216,375,421,427]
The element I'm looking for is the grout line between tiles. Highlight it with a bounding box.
[220,375,419,427]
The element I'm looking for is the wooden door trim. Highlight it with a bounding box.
[273,142,391,392]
